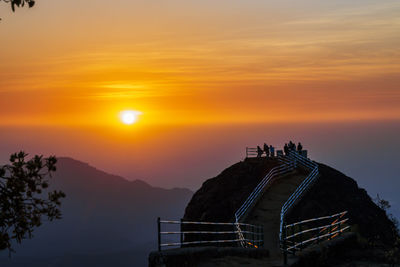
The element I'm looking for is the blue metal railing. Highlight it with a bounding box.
[157,218,264,251]
[234,156,296,246]
[235,157,295,222]
[283,211,349,254]
[279,150,319,242]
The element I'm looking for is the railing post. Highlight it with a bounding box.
[262,225,264,247]
[180,218,184,248]
[283,221,288,266]
[299,223,303,251]
[255,225,258,247]
[157,217,161,252]
[292,225,296,256]
[238,224,244,247]
[246,224,248,247]
[338,219,342,236]
[328,223,332,240]
[252,225,255,247]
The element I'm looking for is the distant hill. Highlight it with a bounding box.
[0,157,193,267]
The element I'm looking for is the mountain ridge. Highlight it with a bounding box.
[1,156,193,267]
[56,156,191,192]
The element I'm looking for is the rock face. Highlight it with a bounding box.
[184,158,280,222]
[286,163,397,247]
[183,158,397,247]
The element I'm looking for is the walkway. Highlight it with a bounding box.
[246,170,307,258]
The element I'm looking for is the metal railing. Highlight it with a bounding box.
[246,147,258,158]
[234,155,296,246]
[282,211,350,255]
[157,218,264,251]
[279,150,319,241]
[235,158,295,223]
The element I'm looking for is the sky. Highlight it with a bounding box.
[1,0,400,126]
[0,1,400,216]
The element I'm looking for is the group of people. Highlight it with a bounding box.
[284,141,303,155]
[257,143,275,158]
[256,141,303,158]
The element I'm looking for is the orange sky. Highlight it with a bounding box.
[1,0,400,127]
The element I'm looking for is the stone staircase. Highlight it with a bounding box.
[246,171,307,258]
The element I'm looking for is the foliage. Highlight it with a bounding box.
[0,152,65,252]
[374,194,400,265]
[1,0,35,12]
[385,232,400,266]
[375,194,391,211]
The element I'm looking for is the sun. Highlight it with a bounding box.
[119,110,142,125]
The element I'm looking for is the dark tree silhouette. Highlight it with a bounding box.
[1,0,35,12]
[0,152,65,252]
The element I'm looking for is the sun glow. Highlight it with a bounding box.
[119,110,142,125]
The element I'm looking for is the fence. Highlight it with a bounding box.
[157,218,264,251]
[279,150,319,241]
[282,211,350,255]
[234,155,295,247]
[246,147,258,158]
[235,157,295,223]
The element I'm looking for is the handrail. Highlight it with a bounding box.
[286,226,351,251]
[285,218,349,240]
[282,211,350,254]
[246,147,259,158]
[279,150,319,243]
[235,158,295,222]
[285,211,347,228]
[157,218,264,251]
[287,151,315,170]
[234,155,296,247]
[281,168,318,214]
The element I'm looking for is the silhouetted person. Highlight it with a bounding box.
[289,141,295,151]
[257,146,263,157]
[269,145,275,157]
[284,143,289,155]
[297,142,303,152]
[264,143,269,157]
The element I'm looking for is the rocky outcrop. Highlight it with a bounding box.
[184,158,280,222]
[286,163,397,247]
[184,158,397,247]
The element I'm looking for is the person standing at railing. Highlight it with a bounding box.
[297,142,303,152]
[264,143,269,157]
[288,141,295,151]
[269,145,275,157]
[284,143,289,155]
[257,146,263,157]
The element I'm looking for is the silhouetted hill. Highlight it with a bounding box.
[184,158,281,222]
[286,162,397,246]
[184,158,397,247]
[0,157,192,267]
